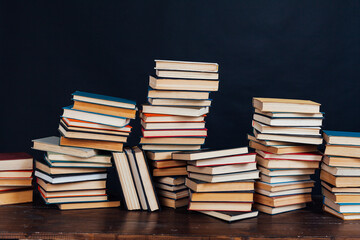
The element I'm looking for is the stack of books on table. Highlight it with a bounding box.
[60,91,137,152]
[173,147,259,222]
[321,130,360,220]
[248,97,324,215]
[0,153,33,205]
[32,136,120,210]
[155,176,188,209]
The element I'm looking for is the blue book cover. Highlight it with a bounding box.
[323,130,360,138]
[72,91,136,107]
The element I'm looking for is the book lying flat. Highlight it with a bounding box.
[0,178,32,187]
[254,203,306,215]
[252,121,321,136]
[198,210,258,222]
[62,118,132,133]
[142,128,207,138]
[256,155,320,169]
[156,176,185,186]
[324,197,360,213]
[0,171,32,178]
[154,59,218,72]
[72,91,136,109]
[142,104,209,117]
[46,152,112,164]
[158,196,188,209]
[189,201,252,212]
[188,170,259,183]
[152,160,187,169]
[254,109,324,119]
[148,89,210,100]
[157,189,189,200]
[146,151,178,160]
[186,178,254,192]
[141,144,201,151]
[249,141,317,154]
[248,134,295,147]
[190,191,253,202]
[258,166,316,177]
[148,98,212,107]
[321,181,360,193]
[323,155,360,168]
[36,161,107,175]
[141,121,206,130]
[155,183,187,192]
[140,112,205,122]
[35,171,107,184]
[254,130,323,145]
[44,156,112,168]
[41,193,108,204]
[153,167,188,177]
[254,193,312,207]
[255,180,315,193]
[260,174,311,184]
[323,130,360,146]
[60,137,123,152]
[38,186,106,198]
[149,76,219,91]
[323,205,360,220]
[156,70,219,80]
[172,147,249,161]
[324,145,360,158]
[37,178,106,192]
[0,153,33,171]
[187,162,257,175]
[140,137,205,145]
[321,163,360,176]
[58,201,120,210]
[32,136,98,158]
[187,153,256,167]
[256,188,312,197]
[256,150,322,161]
[253,114,323,127]
[322,188,360,203]
[320,169,360,187]
[252,97,321,113]
[0,189,33,206]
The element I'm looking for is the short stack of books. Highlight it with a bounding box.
[173,147,260,222]
[32,136,120,210]
[60,91,136,152]
[248,98,324,215]
[140,60,219,180]
[321,130,360,220]
[155,176,188,209]
[0,153,33,205]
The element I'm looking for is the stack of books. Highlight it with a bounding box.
[321,130,360,220]
[173,147,260,222]
[0,153,33,205]
[32,136,120,210]
[141,60,220,179]
[155,176,188,209]
[60,91,136,152]
[248,97,324,215]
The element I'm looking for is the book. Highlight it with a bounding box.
[187,153,256,167]
[37,178,106,192]
[254,130,323,145]
[0,153,33,171]
[254,203,306,215]
[189,201,252,212]
[46,152,111,164]
[142,145,201,151]
[321,181,360,193]
[323,155,360,168]
[258,166,315,176]
[38,187,106,198]
[0,179,32,186]
[149,76,219,91]
[322,188,360,203]
[323,130,360,146]
[249,141,317,154]
[72,91,136,109]
[35,171,107,184]
[153,167,187,177]
[36,161,106,175]
[142,104,209,117]
[158,196,188,209]
[140,112,205,122]
[148,98,212,107]
[156,176,185,186]
[256,188,312,197]
[256,150,322,161]
[256,155,320,169]
[199,210,258,222]
[323,205,360,220]
[254,193,312,207]
[0,189,32,205]
[62,106,130,128]
[188,170,259,183]
[112,152,141,210]
[253,114,323,127]
[156,70,219,80]
[320,170,360,187]
[44,156,112,168]
[187,162,257,175]
[0,171,32,178]
[148,89,210,100]
[58,124,128,143]
[260,174,310,184]
[124,148,148,210]
[32,136,98,158]
[252,98,321,113]
[255,180,315,192]
[154,60,218,72]
[140,137,205,145]
[41,194,108,204]
[60,137,123,152]
[132,146,159,211]
[62,118,132,133]
[172,147,249,161]
[0,186,28,192]
[155,183,187,192]
[146,151,177,161]
[58,201,120,210]
[190,191,253,202]
[73,100,136,119]
[157,189,189,200]
[152,160,187,169]
[142,129,207,138]
[254,109,324,118]
[141,121,206,130]
[252,121,321,136]
[248,134,294,146]
[324,197,360,213]
[324,145,360,158]
[186,178,254,192]
[321,163,360,176]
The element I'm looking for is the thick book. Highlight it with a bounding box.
[141,120,206,130]
[36,161,107,175]
[72,91,136,109]
[324,145,360,158]
[321,162,360,176]
[155,176,185,186]
[323,130,360,146]
[253,114,323,127]
[255,180,315,193]
[58,201,120,210]
[188,170,260,183]
[60,137,123,152]
[258,166,315,177]
[190,191,253,202]
[140,112,205,122]
[256,150,322,161]
[253,130,323,145]
[149,76,219,91]
[252,121,321,136]
[254,203,306,215]
[189,201,252,212]
[320,170,360,187]
[158,196,188,209]
[153,167,187,177]
[146,151,177,161]
[256,155,320,169]
[112,152,141,210]
[36,178,106,192]
[252,97,321,113]
[140,137,205,145]
[148,89,210,100]
[62,106,130,128]
[323,205,360,220]
[323,155,360,168]
[32,136,98,158]
[73,100,136,119]
[249,141,317,154]
[254,193,312,207]
[254,109,324,118]
[142,104,209,117]
[187,153,256,167]
[199,210,258,222]
[142,128,207,138]
[62,118,132,134]
[0,171,32,178]
[321,181,360,193]
[0,178,32,187]
[148,98,212,107]
[322,187,360,203]
[154,59,218,72]
[0,152,33,171]
[152,160,187,169]
[35,171,107,184]
[172,147,249,161]
[324,197,360,213]
[0,189,33,206]
[187,162,257,175]
[141,144,201,151]
[186,178,254,192]
[46,152,111,164]
[156,70,219,80]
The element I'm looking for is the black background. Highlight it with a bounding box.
[1,1,360,195]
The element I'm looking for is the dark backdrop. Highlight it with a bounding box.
[1,1,360,195]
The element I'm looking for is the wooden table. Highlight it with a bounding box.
[0,198,357,239]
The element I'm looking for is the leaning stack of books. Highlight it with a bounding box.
[248,98,324,215]
[0,153,33,205]
[60,91,137,152]
[32,136,120,210]
[321,130,360,220]
[173,147,259,222]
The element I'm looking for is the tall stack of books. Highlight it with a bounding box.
[173,147,260,222]
[140,60,220,207]
[321,130,360,220]
[32,136,120,210]
[248,98,324,215]
[0,153,33,205]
